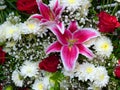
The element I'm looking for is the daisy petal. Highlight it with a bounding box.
[61,45,79,71]
[46,41,62,54]
[77,44,94,59]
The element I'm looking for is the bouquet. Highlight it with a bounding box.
[0,0,120,90]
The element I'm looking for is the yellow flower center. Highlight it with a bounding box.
[27,67,32,73]
[28,24,35,30]
[86,67,93,74]
[68,0,75,4]
[101,42,109,51]
[99,74,105,80]
[38,83,44,90]
[9,29,15,34]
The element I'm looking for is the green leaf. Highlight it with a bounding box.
[50,71,65,83]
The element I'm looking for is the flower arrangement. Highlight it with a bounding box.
[1,0,120,90]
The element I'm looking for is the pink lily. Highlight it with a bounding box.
[30,0,65,34]
[46,21,99,71]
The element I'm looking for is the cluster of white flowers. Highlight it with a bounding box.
[63,62,109,88]
[32,76,50,90]
[12,61,39,87]
[0,13,47,42]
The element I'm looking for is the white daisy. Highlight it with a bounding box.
[20,61,39,78]
[94,36,113,57]
[12,70,24,87]
[78,62,96,82]
[93,66,109,87]
[61,0,80,10]
[32,76,50,90]
[21,19,41,34]
[4,22,21,41]
[63,62,80,79]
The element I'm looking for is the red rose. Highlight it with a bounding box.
[16,0,39,14]
[39,55,60,72]
[114,65,120,78]
[0,85,2,90]
[98,11,120,33]
[0,47,6,64]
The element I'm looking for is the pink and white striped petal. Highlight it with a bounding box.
[68,21,78,33]
[56,22,65,34]
[61,45,79,71]
[37,0,55,20]
[29,14,43,20]
[77,44,94,59]
[73,28,100,44]
[46,41,62,54]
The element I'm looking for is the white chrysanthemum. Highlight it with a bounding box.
[94,36,113,57]
[21,19,41,34]
[93,66,109,87]
[63,62,80,79]
[77,62,96,82]
[61,0,80,10]
[32,76,50,90]
[3,22,21,41]
[3,41,16,52]
[20,61,39,78]
[12,70,23,87]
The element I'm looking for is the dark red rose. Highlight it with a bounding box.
[0,47,6,64]
[16,0,39,14]
[98,11,120,33]
[114,65,120,78]
[39,55,60,72]
[0,85,2,90]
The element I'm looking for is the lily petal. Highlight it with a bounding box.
[68,21,78,33]
[37,0,55,20]
[56,22,65,34]
[77,44,94,59]
[29,14,43,20]
[48,26,71,45]
[53,0,59,12]
[73,28,100,44]
[61,45,79,71]
[46,41,62,54]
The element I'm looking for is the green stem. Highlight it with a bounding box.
[112,3,118,15]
